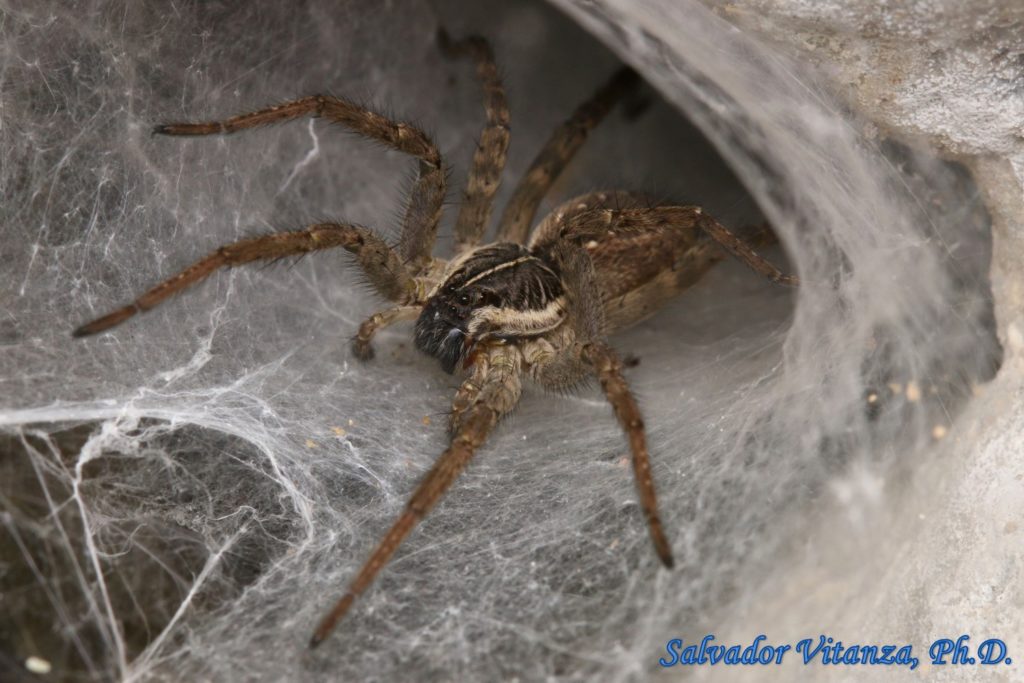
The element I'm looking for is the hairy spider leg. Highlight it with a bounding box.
[72,224,413,337]
[545,241,675,567]
[694,212,800,286]
[310,343,522,647]
[154,94,446,271]
[581,342,674,567]
[351,305,422,361]
[438,30,511,254]
[496,68,639,245]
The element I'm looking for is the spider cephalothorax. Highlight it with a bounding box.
[73,30,797,647]
[415,243,566,373]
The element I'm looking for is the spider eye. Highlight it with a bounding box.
[458,293,471,306]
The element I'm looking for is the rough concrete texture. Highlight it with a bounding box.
[699,0,1023,311]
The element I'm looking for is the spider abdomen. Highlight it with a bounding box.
[530,197,728,333]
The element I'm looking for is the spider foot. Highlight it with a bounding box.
[621,88,652,122]
[436,28,456,56]
[351,338,375,362]
[436,28,486,61]
[152,122,227,137]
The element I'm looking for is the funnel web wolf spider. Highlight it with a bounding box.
[73,31,797,647]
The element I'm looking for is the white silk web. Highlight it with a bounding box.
[0,0,1001,681]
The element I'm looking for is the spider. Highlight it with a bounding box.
[72,31,797,647]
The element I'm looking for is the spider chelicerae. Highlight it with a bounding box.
[73,30,797,647]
